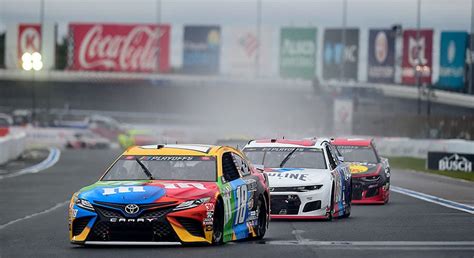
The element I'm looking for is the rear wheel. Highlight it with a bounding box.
[212,200,224,245]
[253,197,267,240]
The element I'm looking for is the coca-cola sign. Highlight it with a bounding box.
[18,24,41,63]
[68,23,170,73]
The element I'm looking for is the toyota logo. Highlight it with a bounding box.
[124,204,140,215]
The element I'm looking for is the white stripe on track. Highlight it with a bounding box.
[0,147,61,180]
[0,201,68,231]
[391,186,474,215]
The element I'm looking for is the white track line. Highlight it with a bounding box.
[0,201,68,231]
[0,147,61,180]
[391,186,474,215]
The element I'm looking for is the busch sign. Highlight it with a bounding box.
[67,23,170,73]
[427,152,473,172]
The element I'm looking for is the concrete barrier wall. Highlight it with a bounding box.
[374,137,474,158]
[0,131,26,165]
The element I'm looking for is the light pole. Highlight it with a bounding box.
[21,52,43,125]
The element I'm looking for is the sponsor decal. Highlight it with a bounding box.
[279,27,317,79]
[102,186,146,196]
[438,32,468,89]
[427,152,473,172]
[323,28,359,80]
[122,155,215,161]
[67,23,170,72]
[367,29,395,83]
[222,185,233,225]
[183,25,221,75]
[18,24,41,65]
[204,203,215,211]
[349,164,369,174]
[266,172,308,181]
[162,183,207,190]
[205,225,213,231]
[401,30,433,85]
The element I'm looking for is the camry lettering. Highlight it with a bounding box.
[102,186,145,196]
[109,218,155,223]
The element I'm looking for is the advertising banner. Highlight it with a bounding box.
[5,23,56,70]
[323,28,359,80]
[438,31,468,90]
[401,29,433,85]
[367,29,395,83]
[67,23,170,73]
[279,27,317,80]
[18,24,41,61]
[222,27,273,77]
[182,25,221,75]
[427,152,473,172]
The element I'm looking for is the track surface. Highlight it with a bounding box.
[1,150,473,258]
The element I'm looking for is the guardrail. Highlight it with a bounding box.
[0,131,26,165]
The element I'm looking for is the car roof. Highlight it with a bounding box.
[123,144,228,156]
[332,138,372,147]
[245,138,329,149]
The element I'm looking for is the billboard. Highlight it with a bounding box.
[4,23,56,70]
[427,152,473,172]
[401,29,433,85]
[438,31,468,90]
[18,24,42,61]
[279,27,317,80]
[367,29,395,83]
[323,28,359,80]
[67,23,170,73]
[182,25,221,75]
[222,27,273,77]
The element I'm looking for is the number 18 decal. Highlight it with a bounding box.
[235,185,248,225]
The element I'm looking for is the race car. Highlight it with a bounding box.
[69,144,270,245]
[332,138,390,204]
[242,138,351,220]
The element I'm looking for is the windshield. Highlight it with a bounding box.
[102,155,216,181]
[336,146,379,164]
[243,147,327,169]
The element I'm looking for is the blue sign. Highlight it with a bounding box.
[183,25,221,75]
[438,31,468,90]
[367,29,395,83]
[322,28,359,80]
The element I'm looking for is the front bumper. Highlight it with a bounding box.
[352,177,389,204]
[269,186,331,219]
[69,202,214,245]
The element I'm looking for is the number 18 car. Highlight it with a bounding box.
[68,144,270,245]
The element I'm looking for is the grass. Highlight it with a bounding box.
[388,157,474,182]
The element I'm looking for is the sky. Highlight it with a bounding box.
[0,0,472,35]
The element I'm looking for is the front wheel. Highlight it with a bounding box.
[212,200,224,245]
[326,185,335,221]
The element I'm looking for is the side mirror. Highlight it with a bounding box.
[337,156,345,162]
[253,164,265,172]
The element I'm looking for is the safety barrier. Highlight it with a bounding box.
[0,131,26,165]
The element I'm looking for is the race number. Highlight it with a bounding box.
[234,185,248,224]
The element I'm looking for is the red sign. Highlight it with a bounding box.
[68,23,170,73]
[401,29,433,85]
[18,24,41,62]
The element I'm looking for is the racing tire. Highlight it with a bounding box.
[326,184,335,221]
[253,197,268,240]
[212,200,224,245]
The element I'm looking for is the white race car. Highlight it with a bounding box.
[243,138,352,220]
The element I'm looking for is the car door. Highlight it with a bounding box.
[329,144,351,206]
[221,151,251,239]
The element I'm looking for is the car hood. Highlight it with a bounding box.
[264,168,331,187]
[347,162,381,177]
[77,180,218,204]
